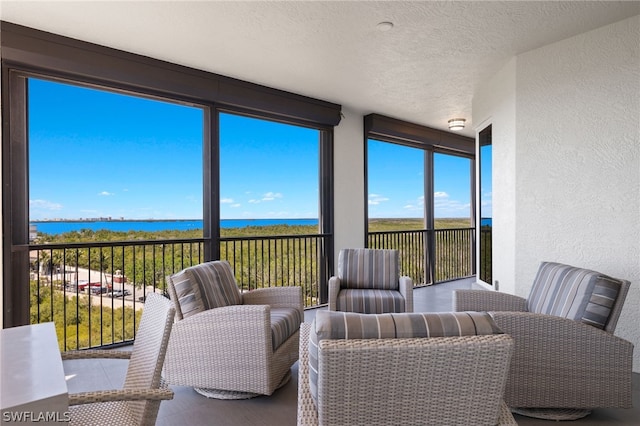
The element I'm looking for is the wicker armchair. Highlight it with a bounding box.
[163,260,303,399]
[454,261,634,420]
[328,248,413,313]
[298,311,517,426]
[62,293,175,426]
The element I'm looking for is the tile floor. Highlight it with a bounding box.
[64,279,640,425]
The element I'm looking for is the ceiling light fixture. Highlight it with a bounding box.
[376,21,394,32]
[448,118,466,131]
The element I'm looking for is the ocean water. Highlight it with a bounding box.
[31,218,319,235]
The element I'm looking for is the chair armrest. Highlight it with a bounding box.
[68,387,173,406]
[453,290,527,312]
[164,304,273,386]
[61,349,131,361]
[490,311,634,408]
[328,276,340,311]
[297,323,317,426]
[242,286,303,313]
[398,276,413,312]
[171,304,271,338]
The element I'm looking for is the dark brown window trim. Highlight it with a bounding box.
[0,21,342,126]
[364,113,474,156]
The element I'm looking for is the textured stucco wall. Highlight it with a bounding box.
[333,107,366,264]
[515,16,640,371]
[472,58,518,294]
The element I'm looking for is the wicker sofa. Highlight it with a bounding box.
[454,261,634,420]
[163,260,303,399]
[328,248,413,313]
[297,310,517,426]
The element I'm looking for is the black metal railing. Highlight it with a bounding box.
[28,233,331,351]
[479,226,492,284]
[220,233,331,308]
[368,228,475,285]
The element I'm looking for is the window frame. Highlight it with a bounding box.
[1,21,338,326]
[364,114,475,285]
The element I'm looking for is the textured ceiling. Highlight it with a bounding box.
[2,1,639,136]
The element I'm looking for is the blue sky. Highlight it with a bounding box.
[28,78,477,221]
[368,141,472,218]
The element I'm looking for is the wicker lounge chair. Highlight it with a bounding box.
[454,261,634,420]
[62,293,176,426]
[297,311,517,426]
[328,248,413,313]
[164,260,303,399]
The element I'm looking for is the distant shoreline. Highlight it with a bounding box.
[30,218,320,235]
[30,218,316,223]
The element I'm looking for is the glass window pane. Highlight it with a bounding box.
[367,139,424,231]
[434,153,471,228]
[479,126,493,284]
[219,112,320,234]
[28,78,204,239]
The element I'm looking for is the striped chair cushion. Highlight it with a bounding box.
[270,307,302,351]
[335,289,405,313]
[167,261,242,319]
[308,310,502,407]
[338,248,399,290]
[167,268,205,319]
[527,262,621,329]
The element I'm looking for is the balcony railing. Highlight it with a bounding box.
[368,228,475,285]
[28,233,331,351]
[27,228,472,351]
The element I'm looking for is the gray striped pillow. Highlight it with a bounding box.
[581,276,621,329]
[338,248,399,290]
[527,262,620,329]
[167,268,205,319]
[308,310,502,407]
[186,260,242,309]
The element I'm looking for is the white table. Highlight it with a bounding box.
[1,322,69,424]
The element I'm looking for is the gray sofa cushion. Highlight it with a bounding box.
[270,307,302,351]
[335,288,405,313]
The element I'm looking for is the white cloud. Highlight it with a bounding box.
[368,193,389,205]
[248,199,260,204]
[30,199,62,211]
[98,191,114,196]
[262,192,283,201]
[231,203,241,208]
[221,198,234,204]
[403,195,424,211]
[403,204,421,211]
[434,190,471,216]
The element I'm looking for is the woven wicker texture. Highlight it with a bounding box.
[453,263,633,413]
[297,322,517,426]
[164,265,303,398]
[64,293,176,426]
